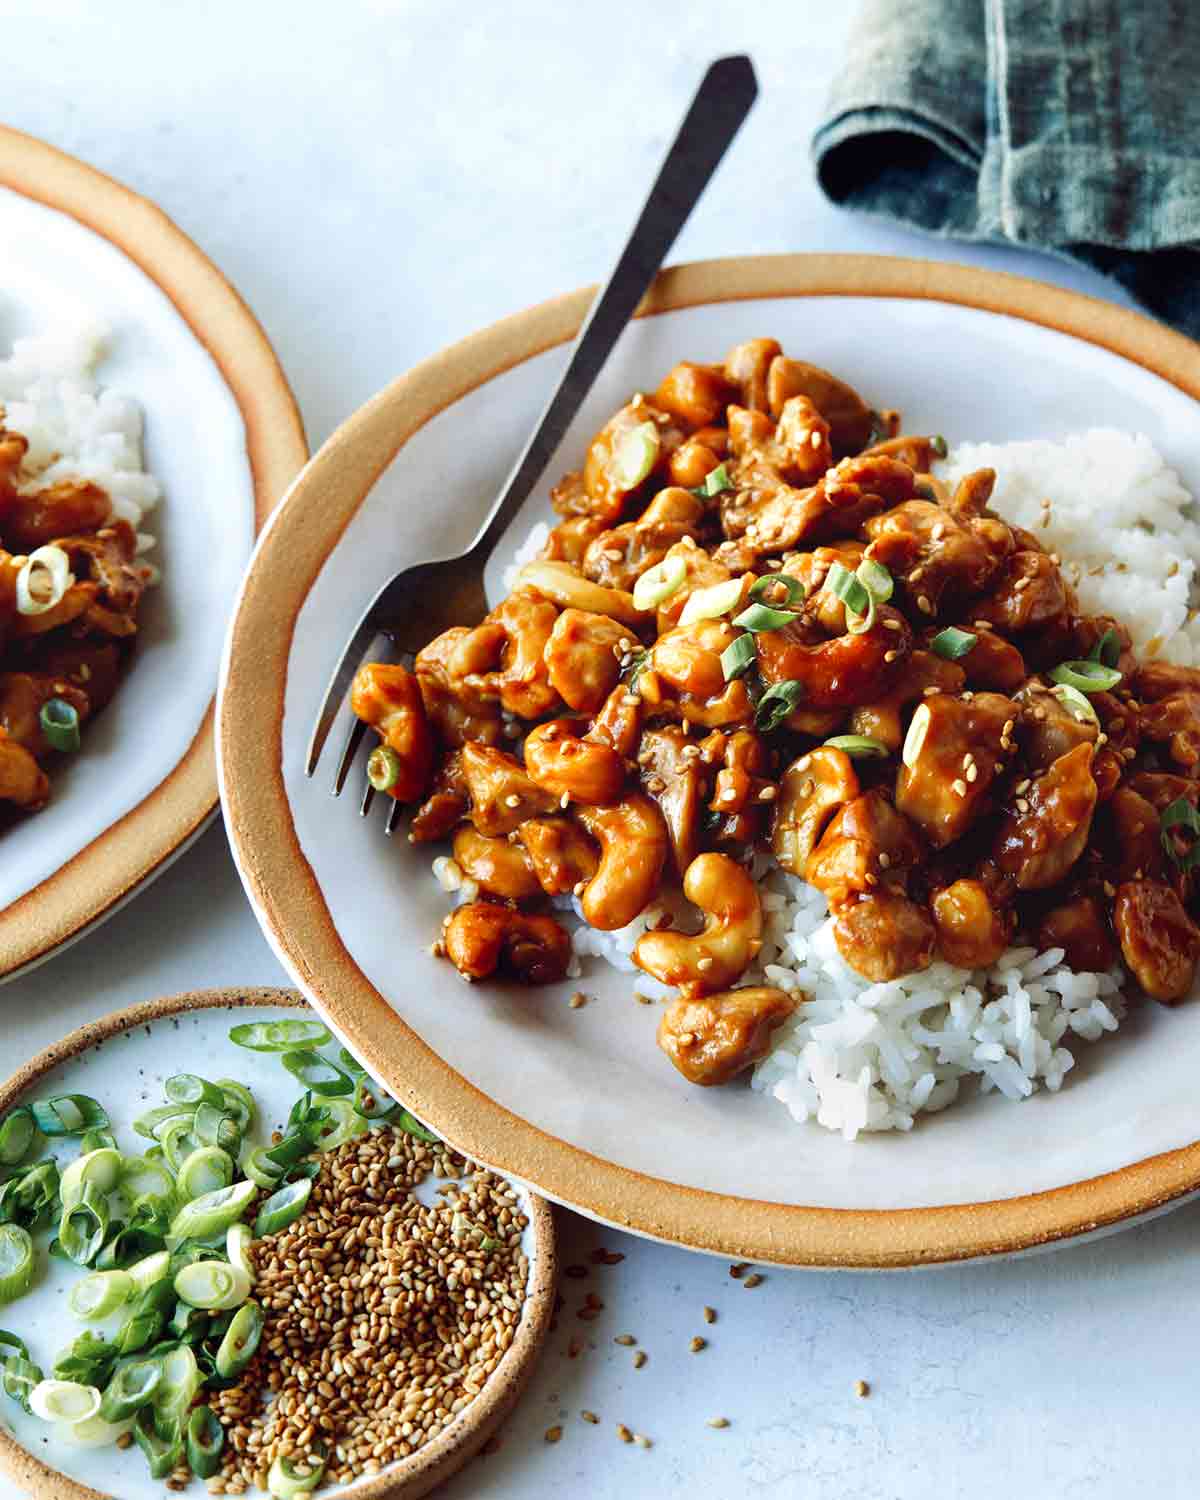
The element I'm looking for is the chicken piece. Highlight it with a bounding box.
[460,742,558,837]
[0,728,48,809]
[708,728,771,845]
[724,403,831,493]
[956,627,1026,694]
[414,628,504,747]
[1037,893,1119,972]
[657,987,796,1086]
[638,620,753,728]
[26,641,121,718]
[755,603,913,712]
[0,674,91,759]
[724,338,781,412]
[452,828,541,902]
[1015,680,1098,771]
[9,579,96,640]
[582,402,674,522]
[543,609,627,714]
[350,662,435,802]
[1074,615,1137,681]
[863,493,1011,617]
[668,434,725,489]
[549,470,592,519]
[895,691,1016,848]
[654,362,737,431]
[585,683,643,759]
[766,357,874,456]
[468,594,562,721]
[59,522,144,616]
[993,742,1097,891]
[443,903,571,985]
[860,434,940,471]
[1125,772,1199,812]
[409,751,469,843]
[772,747,860,876]
[930,880,1013,968]
[832,892,936,981]
[1133,661,1200,702]
[1139,690,1200,768]
[967,550,1072,640]
[1113,880,1200,1003]
[849,650,965,752]
[723,452,912,559]
[1107,786,1168,883]
[540,515,610,566]
[582,486,706,591]
[0,478,111,552]
[637,725,708,877]
[805,790,923,903]
[517,816,599,896]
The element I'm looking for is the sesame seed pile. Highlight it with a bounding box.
[205,1125,530,1495]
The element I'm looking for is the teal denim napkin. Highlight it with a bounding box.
[814,0,1200,336]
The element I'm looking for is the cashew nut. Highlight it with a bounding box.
[524,719,625,806]
[772,747,860,876]
[451,827,541,902]
[634,852,763,993]
[657,986,796,1086]
[517,559,648,627]
[574,793,669,931]
[543,608,627,712]
[443,903,571,985]
[350,662,435,802]
[460,742,558,836]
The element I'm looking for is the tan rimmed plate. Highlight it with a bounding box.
[0,987,555,1500]
[218,252,1200,1268]
[0,126,306,980]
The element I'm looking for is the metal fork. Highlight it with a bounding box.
[307,53,759,829]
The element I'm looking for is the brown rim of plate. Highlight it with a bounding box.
[218,251,1200,1269]
[0,124,308,981]
[0,986,557,1500]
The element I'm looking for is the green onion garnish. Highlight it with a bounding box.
[164,1074,227,1110]
[0,1109,35,1168]
[632,554,688,611]
[229,1020,332,1053]
[855,558,894,603]
[692,462,733,498]
[747,573,805,607]
[216,1080,256,1133]
[2,1353,41,1413]
[193,1103,241,1153]
[1161,797,1200,869]
[39,697,80,753]
[311,1096,368,1151]
[732,601,797,633]
[1051,683,1099,725]
[68,1269,134,1321]
[215,1300,263,1379]
[677,577,745,626]
[59,1147,122,1210]
[1048,659,1122,693]
[931,434,949,458]
[1088,627,1122,669]
[187,1405,226,1479]
[254,1178,312,1238]
[153,1342,202,1440]
[610,420,660,491]
[174,1260,252,1312]
[930,627,977,660]
[351,1074,396,1121]
[168,1179,255,1243]
[366,745,402,792]
[30,1378,101,1423]
[755,680,805,733]
[0,1225,34,1304]
[243,1146,286,1191]
[97,1354,161,1422]
[114,1277,176,1354]
[268,1450,328,1497]
[126,1249,171,1294]
[30,1095,108,1137]
[720,634,756,682]
[159,1118,202,1174]
[824,561,875,634]
[0,1161,59,1232]
[133,1103,194,1141]
[51,1332,117,1389]
[175,1146,235,1202]
[823,735,891,759]
[394,1108,439,1144]
[58,1182,109,1266]
[133,1403,184,1480]
[280,1050,355,1097]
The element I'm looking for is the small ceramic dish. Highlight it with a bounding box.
[0,126,307,981]
[219,253,1200,1267]
[0,987,556,1500]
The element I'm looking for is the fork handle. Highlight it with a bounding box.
[472,53,759,559]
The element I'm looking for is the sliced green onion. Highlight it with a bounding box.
[1088,627,1122,669]
[1161,796,1200,868]
[351,1075,396,1121]
[3,1354,42,1412]
[1051,683,1099,725]
[732,601,797,633]
[748,573,805,607]
[243,1146,287,1191]
[268,1450,327,1497]
[30,1094,107,1137]
[0,1161,60,1231]
[720,634,756,682]
[632,554,688,611]
[855,558,894,602]
[176,1147,234,1204]
[930,626,977,660]
[175,1260,252,1312]
[154,1343,202,1441]
[165,1074,227,1109]
[80,1128,117,1154]
[0,1331,27,1361]
[60,1183,109,1267]
[98,1355,161,1422]
[68,1270,134,1321]
[133,1103,195,1141]
[16,545,73,617]
[367,745,401,792]
[51,1332,117,1388]
[311,1096,367,1152]
[187,1404,225,1478]
[1048,659,1122,693]
[159,1118,202,1174]
[118,1155,176,1204]
[191,1102,239,1153]
[337,1048,366,1076]
[931,433,949,458]
[677,577,744,626]
[229,1020,332,1053]
[755,680,805,734]
[692,462,733,498]
[133,1403,183,1480]
[216,1300,263,1379]
[217,1080,256,1133]
[39,696,81,752]
[0,1108,36,1167]
[254,1178,312,1239]
[609,420,659,491]
[394,1108,439,1145]
[127,1250,171,1295]
[30,1378,100,1423]
[824,561,870,616]
[96,1221,168,1271]
[168,1179,255,1244]
[823,735,890,759]
[168,1300,209,1343]
[60,1147,122,1210]
[114,1279,176,1355]
[280,1051,354,1097]
[61,1411,134,1448]
[226,1223,254,1280]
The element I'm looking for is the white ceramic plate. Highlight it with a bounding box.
[219,255,1200,1266]
[0,127,306,979]
[0,990,554,1500]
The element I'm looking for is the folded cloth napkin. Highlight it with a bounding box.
[814,0,1200,337]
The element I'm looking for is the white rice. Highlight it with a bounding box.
[482,429,1199,1136]
[0,324,161,568]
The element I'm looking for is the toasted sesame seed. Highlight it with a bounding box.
[582,1410,599,1424]
[690,1336,707,1353]
[569,992,588,1009]
[617,1424,634,1444]
[882,617,903,631]
[729,1262,748,1279]
[758,786,778,801]
[742,1273,764,1288]
[633,1350,648,1368]
[634,992,655,1006]
[855,1380,870,1398]
[1016,798,1030,814]
[504,794,521,808]
[634,1433,653,1449]
[877,852,891,869]
[696,957,714,972]
[706,1416,730,1429]
[952,778,968,797]
[884,650,899,663]
[703,1305,717,1323]
[614,1334,637,1346]
[916,595,933,614]
[545,1426,563,1444]
[966,764,978,782]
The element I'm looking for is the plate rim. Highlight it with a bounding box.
[0,985,557,1500]
[218,250,1200,1268]
[0,123,308,980]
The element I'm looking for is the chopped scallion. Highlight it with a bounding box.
[692,462,733,498]
[68,1270,134,1321]
[855,558,894,603]
[732,601,797,633]
[268,1449,327,1497]
[1088,627,1122,669]
[930,626,977,660]
[1161,796,1200,869]
[97,1355,161,1422]
[754,680,805,734]
[366,745,402,793]
[254,1178,312,1239]
[29,1378,100,1424]
[0,1109,35,1167]
[677,577,744,626]
[215,1300,263,1379]
[609,420,660,491]
[823,735,890,759]
[1048,659,1122,693]
[174,1260,252,1312]
[0,1225,32,1305]
[632,554,688,611]
[39,697,80,753]
[719,634,756,682]
[187,1404,225,1478]
[164,1074,226,1110]
[30,1095,107,1138]
[747,573,805,607]
[280,1050,355,1097]
[229,1020,332,1053]
[167,1179,255,1244]
[1051,683,1099,725]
